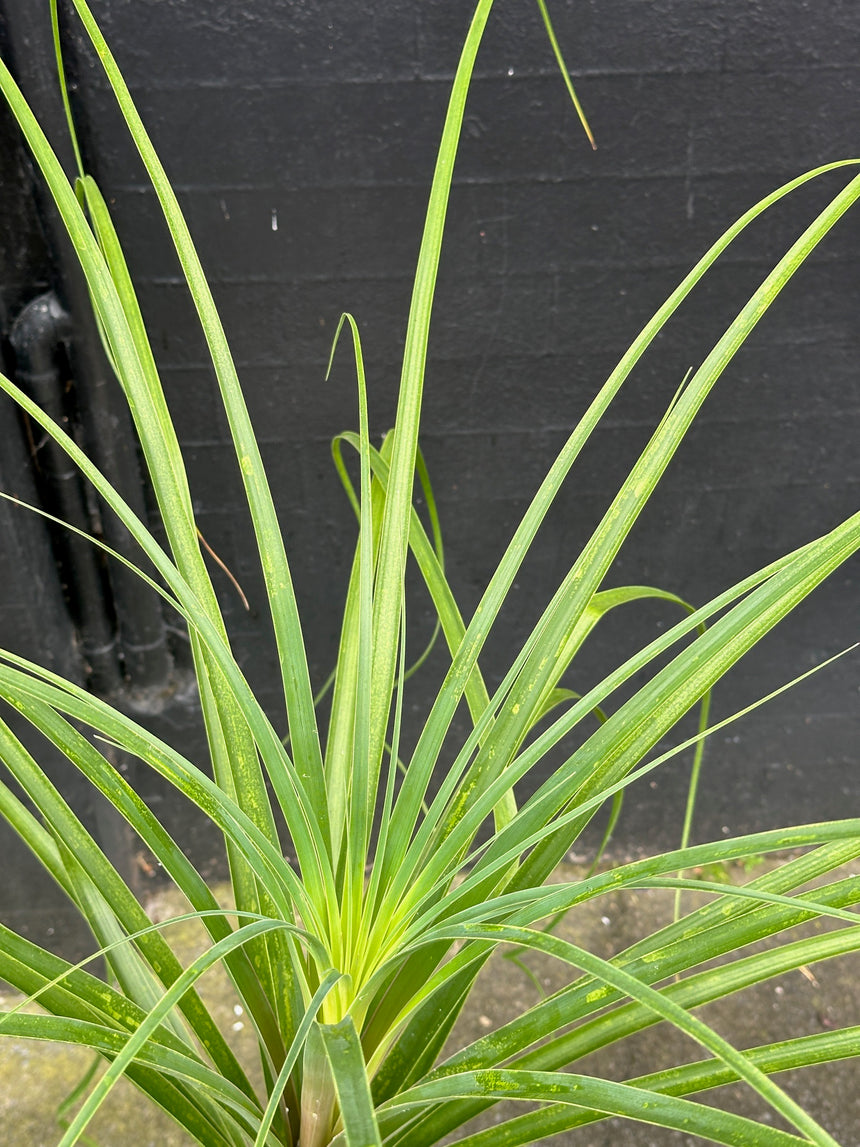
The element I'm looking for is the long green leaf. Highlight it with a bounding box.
[0,657,315,925]
[0,370,335,917]
[0,714,258,1098]
[358,559,853,1061]
[427,163,860,867]
[378,1069,809,1147]
[400,849,860,1145]
[66,0,328,833]
[320,1016,382,1147]
[53,919,312,1147]
[448,1026,860,1147]
[254,970,345,1147]
[390,519,860,934]
[368,0,495,788]
[400,923,841,1145]
[383,159,859,889]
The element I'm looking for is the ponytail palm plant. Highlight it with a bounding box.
[1,1,859,1145]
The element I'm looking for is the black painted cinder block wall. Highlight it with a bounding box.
[0,0,858,927]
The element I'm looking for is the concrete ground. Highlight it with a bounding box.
[2,859,859,1146]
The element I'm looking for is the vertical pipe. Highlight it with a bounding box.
[10,292,122,696]
[2,0,172,700]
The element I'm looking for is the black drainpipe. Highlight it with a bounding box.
[2,0,173,705]
[10,292,123,696]
[8,290,155,896]
[1,0,176,898]
[10,289,173,701]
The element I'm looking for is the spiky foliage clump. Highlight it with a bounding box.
[0,3,859,1146]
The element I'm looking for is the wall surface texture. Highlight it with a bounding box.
[0,0,858,943]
